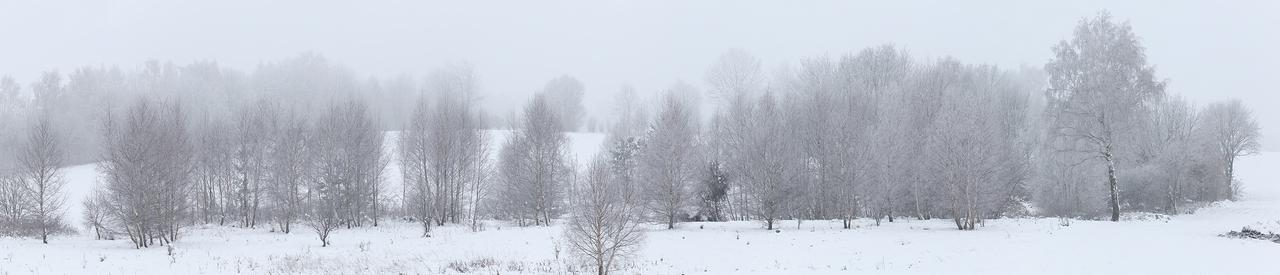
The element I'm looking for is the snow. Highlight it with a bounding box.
[4,134,1279,274]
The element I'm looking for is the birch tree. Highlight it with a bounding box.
[100,98,195,248]
[400,65,489,233]
[15,115,68,243]
[496,94,571,226]
[564,156,645,275]
[1044,12,1166,221]
[231,100,278,228]
[730,92,798,230]
[640,90,699,229]
[267,111,312,233]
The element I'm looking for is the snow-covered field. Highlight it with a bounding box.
[2,133,1278,275]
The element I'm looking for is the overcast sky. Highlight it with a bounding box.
[1,0,1276,149]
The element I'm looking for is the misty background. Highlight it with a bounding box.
[1,0,1275,149]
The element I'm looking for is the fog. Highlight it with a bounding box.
[2,2,1280,273]
[1,0,1276,148]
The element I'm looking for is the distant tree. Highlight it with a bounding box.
[1044,12,1166,221]
[0,76,19,104]
[610,85,649,140]
[0,77,24,157]
[1200,100,1260,201]
[540,75,586,132]
[705,48,764,105]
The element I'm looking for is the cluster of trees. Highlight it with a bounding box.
[689,46,1038,231]
[1037,13,1261,219]
[558,13,1260,237]
[0,55,403,246]
[0,16,1262,272]
[81,96,388,248]
[400,65,490,235]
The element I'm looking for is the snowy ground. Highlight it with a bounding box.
[2,133,1277,274]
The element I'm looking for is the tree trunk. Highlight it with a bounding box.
[1104,151,1120,222]
[1225,157,1235,201]
[668,213,675,230]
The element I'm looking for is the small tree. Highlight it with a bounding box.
[1200,100,1260,201]
[82,185,116,240]
[565,156,645,275]
[0,172,28,236]
[695,161,729,222]
[15,116,68,243]
[305,186,342,247]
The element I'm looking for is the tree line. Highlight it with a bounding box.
[0,13,1261,263]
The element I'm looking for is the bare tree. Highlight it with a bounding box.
[1146,96,1200,213]
[426,66,487,225]
[727,92,798,230]
[267,111,312,233]
[640,90,699,229]
[1044,12,1166,221]
[231,100,279,228]
[305,175,342,247]
[927,64,1031,230]
[193,116,236,225]
[496,94,571,226]
[401,97,436,235]
[705,50,767,223]
[0,77,25,170]
[14,115,68,243]
[564,156,645,275]
[399,65,489,233]
[307,99,384,245]
[100,98,195,248]
[539,75,587,132]
[610,85,650,140]
[705,48,764,105]
[1200,100,1260,201]
[82,184,116,240]
[0,170,28,236]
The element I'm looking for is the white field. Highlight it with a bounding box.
[1,132,1278,275]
